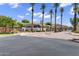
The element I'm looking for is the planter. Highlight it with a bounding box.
[67,31,79,43]
[71,32,79,36]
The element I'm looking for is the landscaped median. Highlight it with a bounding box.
[70,32,79,39]
[70,32,79,43]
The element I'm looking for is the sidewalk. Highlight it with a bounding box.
[18,31,78,40]
[0,31,79,41]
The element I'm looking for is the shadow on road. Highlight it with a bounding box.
[69,39,79,43]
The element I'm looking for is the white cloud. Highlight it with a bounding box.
[39,14,42,18]
[57,16,60,20]
[70,7,74,15]
[28,7,32,12]
[39,13,50,18]
[0,3,5,5]
[0,3,19,8]
[33,19,37,22]
[60,3,72,7]
[34,12,41,16]
[17,15,25,19]
[9,3,19,8]
[44,14,50,18]
[25,13,30,15]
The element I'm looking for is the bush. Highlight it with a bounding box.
[25,30,31,32]
[35,30,41,32]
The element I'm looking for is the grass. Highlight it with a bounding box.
[73,30,79,33]
[0,33,16,36]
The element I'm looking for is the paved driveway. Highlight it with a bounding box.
[0,35,79,56]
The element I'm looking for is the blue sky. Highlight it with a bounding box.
[0,3,76,26]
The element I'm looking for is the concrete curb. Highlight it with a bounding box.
[70,32,79,36]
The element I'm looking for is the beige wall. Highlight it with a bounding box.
[0,27,12,33]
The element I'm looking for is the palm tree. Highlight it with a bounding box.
[60,7,64,32]
[49,9,53,31]
[53,3,59,32]
[77,7,79,16]
[31,3,35,32]
[41,3,45,32]
[73,3,78,31]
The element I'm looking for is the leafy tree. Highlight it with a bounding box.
[16,22,23,28]
[70,18,79,26]
[46,22,51,25]
[22,19,30,27]
[0,16,16,27]
[22,19,30,23]
[0,16,17,33]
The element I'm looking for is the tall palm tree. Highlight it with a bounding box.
[60,7,64,32]
[53,3,59,32]
[73,3,78,31]
[31,3,35,32]
[41,3,45,32]
[49,9,53,31]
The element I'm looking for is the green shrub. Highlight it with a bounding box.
[35,30,41,32]
[25,30,31,32]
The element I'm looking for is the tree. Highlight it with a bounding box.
[22,19,30,26]
[53,3,59,32]
[41,3,45,32]
[0,16,17,33]
[46,22,51,25]
[49,9,53,31]
[73,3,78,31]
[16,22,23,28]
[31,3,35,32]
[70,18,74,26]
[60,7,64,31]
[0,16,16,27]
[70,18,79,26]
[70,18,79,31]
[22,19,30,23]
[11,20,16,32]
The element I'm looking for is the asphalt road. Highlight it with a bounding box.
[0,35,79,56]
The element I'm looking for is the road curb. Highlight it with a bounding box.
[71,32,79,36]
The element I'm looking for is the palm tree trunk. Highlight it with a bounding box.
[61,13,63,31]
[73,4,77,31]
[54,8,57,32]
[73,12,77,31]
[31,8,34,32]
[50,13,52,31]
[42,11,44,32]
